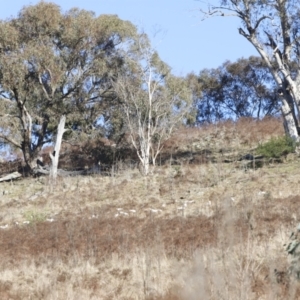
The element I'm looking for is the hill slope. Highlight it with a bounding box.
[0,117,299,299]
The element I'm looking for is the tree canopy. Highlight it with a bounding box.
[0,1,138,171]
[189,56,279,124]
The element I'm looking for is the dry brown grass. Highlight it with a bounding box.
[164,117,284,152]
[0,117,299,299]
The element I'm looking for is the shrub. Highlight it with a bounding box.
[256,136,296,159]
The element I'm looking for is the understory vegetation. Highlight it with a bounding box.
[0,117,300,299]
[256,136,296,160]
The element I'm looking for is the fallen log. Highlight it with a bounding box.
[0,171,22,182]
[33,167,86,177]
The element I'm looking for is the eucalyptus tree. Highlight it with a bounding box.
[189,56,279,123]
[199,0,300,140]
[0,1,137,172]
[112,34,193,175]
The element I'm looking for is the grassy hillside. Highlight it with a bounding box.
[0,117,299,299]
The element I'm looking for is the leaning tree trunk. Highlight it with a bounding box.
[280,96,299,140]
[49,115,67,182]
[235,17,300,142]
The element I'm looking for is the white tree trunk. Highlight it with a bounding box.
[139,155,150,176]
[49,115,67,181]
[138,138,151,176]
[281,103,299,141]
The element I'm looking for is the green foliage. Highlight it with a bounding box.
[256,136,296,159]
[0,2,139,170]
[189,56,278,124]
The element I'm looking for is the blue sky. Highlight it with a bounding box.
[0,0,257,76]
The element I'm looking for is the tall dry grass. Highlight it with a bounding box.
[0,117,299,299]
